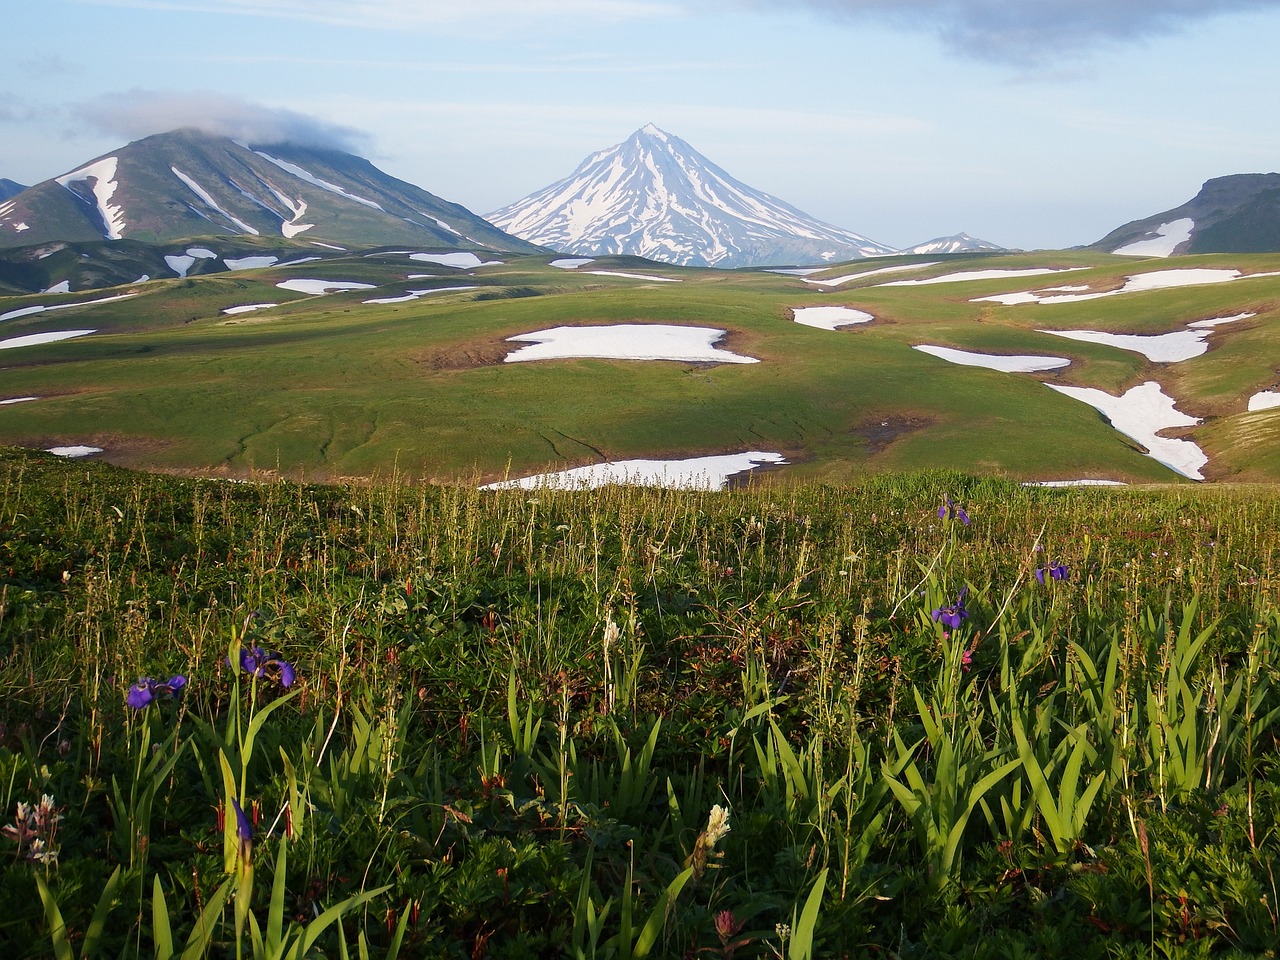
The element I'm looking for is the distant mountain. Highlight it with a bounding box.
[0,179,26,202]
[1094,173,1280,256]
[487,124,894,268]
[0,128,542,253]
[902,233,1006,255]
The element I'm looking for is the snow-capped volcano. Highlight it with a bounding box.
[487,124,894,268]
[903,233,1006,255]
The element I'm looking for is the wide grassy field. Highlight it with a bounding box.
[2,449,1279,957]
[1,246,1278,483]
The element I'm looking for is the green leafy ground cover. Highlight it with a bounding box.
[1,248,1278,482]
[2,448,1278,957]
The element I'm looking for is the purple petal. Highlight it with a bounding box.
[166,674,187,692]
[231,798,253,842]
[126,682,155,709]
[278,660,296,688]
[1035,568,1046,585]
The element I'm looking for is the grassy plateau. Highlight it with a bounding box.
[1,245,1278,483]
[1,448,1279,957]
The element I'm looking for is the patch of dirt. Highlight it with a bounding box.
[852,414,935,454]
[417,341,511,370]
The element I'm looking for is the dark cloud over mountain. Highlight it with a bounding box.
[724,0,1280,62]
[69,91,370,153]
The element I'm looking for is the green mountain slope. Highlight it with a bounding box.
[0,128,543,254]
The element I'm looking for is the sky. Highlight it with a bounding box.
[4,0,1280,251]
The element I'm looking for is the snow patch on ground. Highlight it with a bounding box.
[802,262,940,288]
[504,324,758,364]
[975,268,1273,306]
[47,446,103,458]
[1248,391,1280,412]
[914,344,1071,372]
[56,157,127,240]
[769,267,828,276]
[792,306,874,330]
[584,270,682,283]
[0,330,95,350]
[550,258,596,269]
[44,281,71,294]
[311,241,347,251]
[1,293,136,324]
[276,279,377,295]
[171,167,260,235]
[222,303,279,315]
[481,452,787,491]
[1047,380,1206,480]
[409,252,503,268]
[1,396,39,405]
[1037,312,1249,363]
[882,267,1083,287]
[165,246,219,278]
[363,286,479,304]
[224,256,279,271]
[1112,218,1194,257]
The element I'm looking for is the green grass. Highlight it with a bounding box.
[2,450,1280,957]
[1,248,1279,482]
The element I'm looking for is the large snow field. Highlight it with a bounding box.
[880,267,1084,287]
[480,451,787,490]
[503,324,759,364]
[0,329,95,350]
[791,306,874,330]
[1036,312,1252,362]
[1046,380,1207,480]
[1112,219,1194,257]
[914,344,1071,373]
[975,268,1279,306]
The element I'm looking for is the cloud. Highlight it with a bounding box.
[724,0,1280,63]
[83,0,679,28]
[68,91,371,152]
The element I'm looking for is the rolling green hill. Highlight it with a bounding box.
[1,246,1277,484]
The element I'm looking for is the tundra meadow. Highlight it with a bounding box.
[1,447,1278,958]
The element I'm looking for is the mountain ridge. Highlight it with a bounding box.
[0,128,542,253]
[1093,173,1280,256]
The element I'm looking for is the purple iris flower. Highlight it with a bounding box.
[1035,562,1068,584]
[125,674,187,709]
[931,588,969,630]
[938,497,970,526]
[237,645,296,688]
[231,798,253,862]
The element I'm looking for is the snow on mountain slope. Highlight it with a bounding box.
[904,232,1006,255]
[0,128,543,253]
[56,157,127,240]
[488,125,894,268]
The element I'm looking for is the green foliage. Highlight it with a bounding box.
[2,452,1280,956]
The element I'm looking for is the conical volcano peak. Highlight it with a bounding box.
[489,127,893,268]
